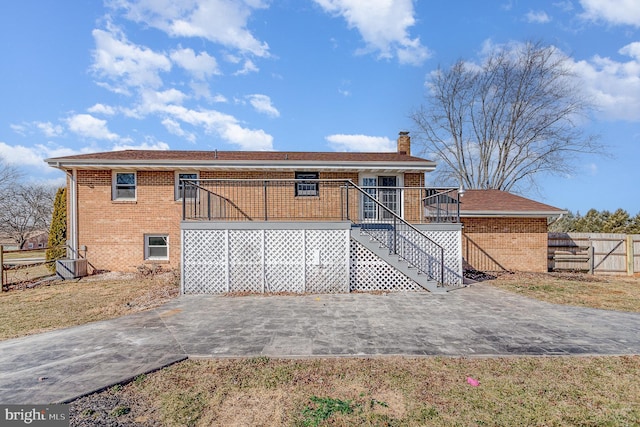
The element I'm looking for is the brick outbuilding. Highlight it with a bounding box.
[459,190,566,272]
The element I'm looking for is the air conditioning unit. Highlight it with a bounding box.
[56,259,88,279]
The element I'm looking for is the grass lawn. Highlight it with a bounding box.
[487,272,640,312]
[70,355,640,426]
[0,271,179,340]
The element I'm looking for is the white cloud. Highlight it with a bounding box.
[91,25,172,91]
[112,140,170,151]
[109,0,270,57]
[0,142,51,167]
[326,134,395,152]
[0,141,88,171]
[140,88,188,111]
[234,59,259,75]
[88,103,117,115]
[553,1,574,12]
[246,94,280,117]
[570,42,640,121]
[66,114,120,141]
[212,94,228,103]
[155,104,273,150]
[170,47,220,79]
[162,118,196,142]
[9,124,27,136]
[579,0,640,26]
[525,10,551,23]
[9,122,64,138]
[35,122,64,138]
[313,0,430,65]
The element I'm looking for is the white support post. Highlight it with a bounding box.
[302,230,307,293]
[68,170,79,259]
[261,229,266,293]
[225,229,230,292]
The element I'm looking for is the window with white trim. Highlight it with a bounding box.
[112,172,136,200]
[295,172,319,196]
[145,234,168,260]
[175,172,199,200]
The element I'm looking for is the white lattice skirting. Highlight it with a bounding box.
[182,222,462,294]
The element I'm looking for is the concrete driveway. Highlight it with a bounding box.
[1,283,639,404]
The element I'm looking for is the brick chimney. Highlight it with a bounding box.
[397,131,410,155]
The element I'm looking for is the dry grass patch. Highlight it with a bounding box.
[488,272,640,312]
[70,356,640,426]
[0,271,179,340]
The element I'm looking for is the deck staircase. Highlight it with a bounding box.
[350,225,445,293]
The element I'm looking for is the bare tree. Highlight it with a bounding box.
[0,183,56,249]
[0,156,21,205]
[411,41,602,192]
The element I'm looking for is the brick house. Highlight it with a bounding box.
[46,133,464,293]
[459,190,566,272]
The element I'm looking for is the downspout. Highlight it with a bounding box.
[67,169,79,259]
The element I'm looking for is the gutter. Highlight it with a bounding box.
[460,210,568,218]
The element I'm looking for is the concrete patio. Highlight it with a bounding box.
[1,283,639,404]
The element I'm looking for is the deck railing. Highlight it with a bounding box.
[181,179,456,285]
[180,179,459,224]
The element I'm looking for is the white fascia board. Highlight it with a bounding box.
[460,210,568,218]
[45,159,437,173]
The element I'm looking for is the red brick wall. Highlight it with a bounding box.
[76,170,182,272]
[72,170,367,272]
[462,217,549,272]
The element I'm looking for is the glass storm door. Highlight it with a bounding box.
[361,176,399,220]
[378,176,398,219]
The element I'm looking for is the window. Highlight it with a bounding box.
[145,235,168,260]
[295,172,319,196]
[175,172,199,200]
[113,172,136,200]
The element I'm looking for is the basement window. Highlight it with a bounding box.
[145,235,169,260]
[295,172,319,196]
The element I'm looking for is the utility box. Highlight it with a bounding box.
[56,259,88,279]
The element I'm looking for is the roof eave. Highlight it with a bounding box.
[44,158,437,173]
[460,210,568,218]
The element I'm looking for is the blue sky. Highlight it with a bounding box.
[0,0,639,215]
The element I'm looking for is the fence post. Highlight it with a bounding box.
[588,244,594,274]
[627,235,635,276]
[0,245,4,291]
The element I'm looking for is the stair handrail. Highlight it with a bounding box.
[345,181,445,286]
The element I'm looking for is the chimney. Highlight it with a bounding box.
[397,131,410,155]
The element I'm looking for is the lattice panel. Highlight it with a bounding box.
[228,230,263,292]
[423,230,463,286]
[349,239,421,292]
[182,230,227,294]
[305,230,349,293]
[264,230,304,292]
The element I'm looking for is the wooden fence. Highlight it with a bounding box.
[548,233,640,275]
[1,245,57,290]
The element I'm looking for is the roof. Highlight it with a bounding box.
[459,189,566,218]
[45,150,436,174]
